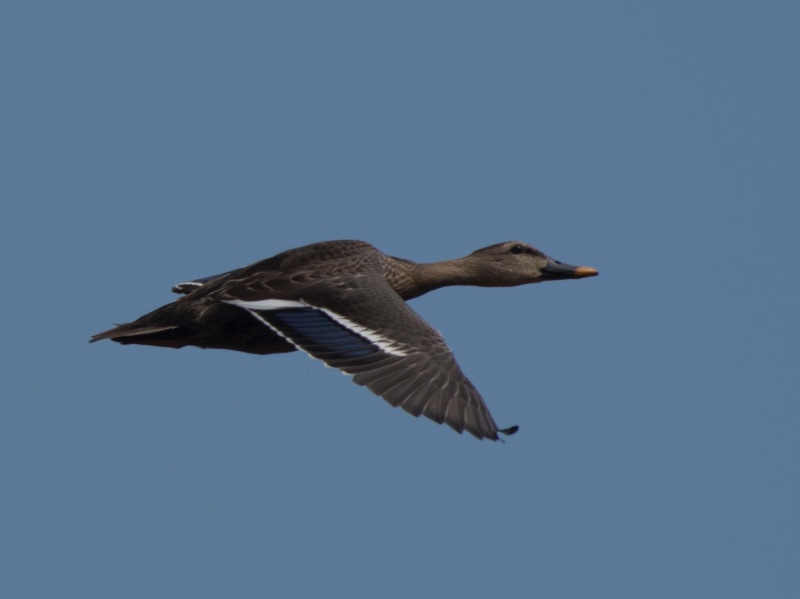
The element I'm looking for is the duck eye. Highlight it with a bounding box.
[510,244,525,254]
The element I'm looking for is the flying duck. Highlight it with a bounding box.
[91,240,597,440]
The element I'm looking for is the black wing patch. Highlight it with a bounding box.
[252,307,390,365]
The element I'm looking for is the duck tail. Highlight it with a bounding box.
[90,301,296,355]
[90,303,190,349]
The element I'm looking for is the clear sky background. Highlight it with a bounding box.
[3,2,798,597]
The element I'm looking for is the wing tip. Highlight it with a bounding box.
[467,423,520,441]
[482,424,519,442]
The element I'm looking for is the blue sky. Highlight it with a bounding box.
[3,1,798,597]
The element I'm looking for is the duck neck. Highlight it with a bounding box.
[386,256,476,300]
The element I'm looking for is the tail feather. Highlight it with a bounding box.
[90,324,184,347]
[90,300,296,355]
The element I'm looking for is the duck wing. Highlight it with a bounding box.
[221,274,517,440]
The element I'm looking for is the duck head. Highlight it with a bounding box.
[465,241,598,286]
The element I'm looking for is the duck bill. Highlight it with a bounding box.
[541,259,598,280]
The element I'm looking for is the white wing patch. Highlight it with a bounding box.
[227,298,307,310]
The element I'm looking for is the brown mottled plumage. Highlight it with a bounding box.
[91,240,597,440]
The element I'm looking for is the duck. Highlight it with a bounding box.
[91,240,598,440]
